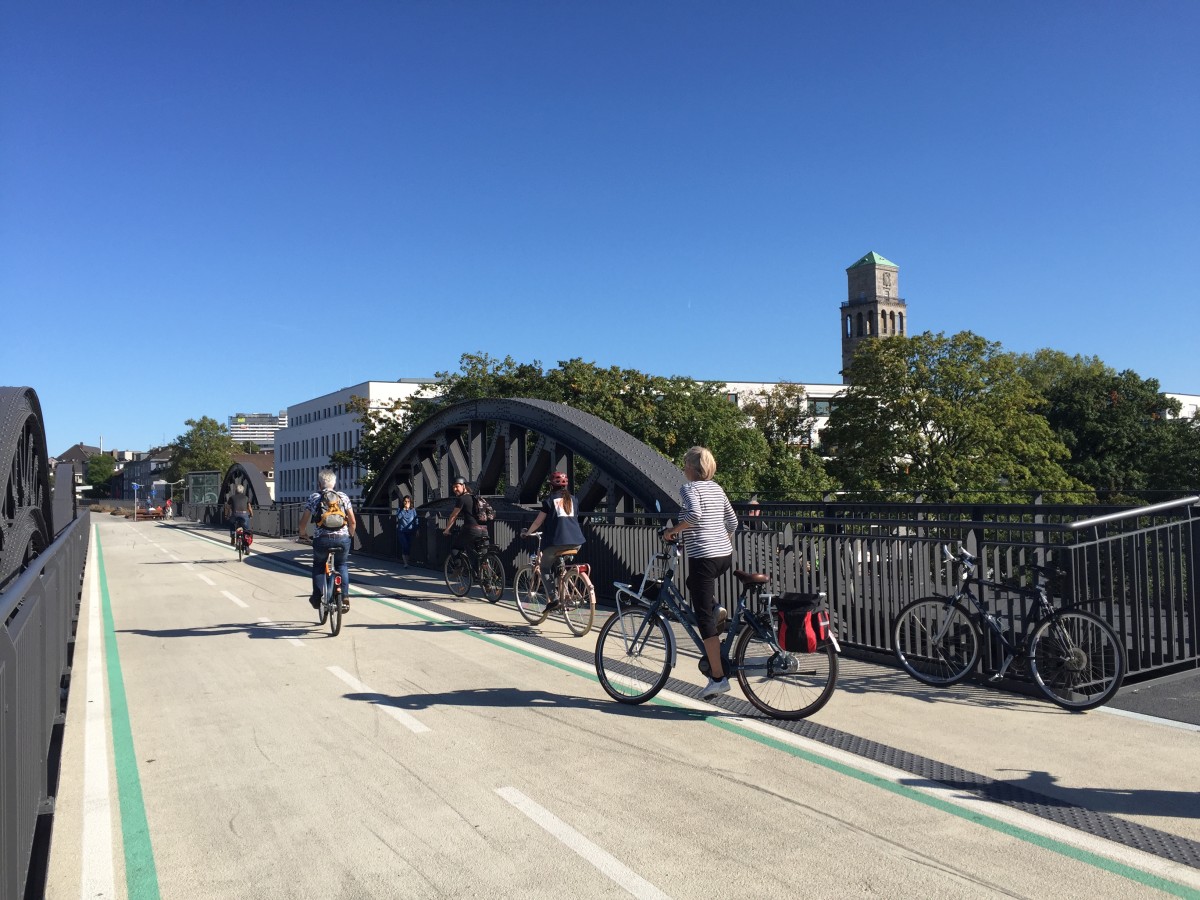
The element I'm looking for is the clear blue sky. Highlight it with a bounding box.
[3,1,1197,457]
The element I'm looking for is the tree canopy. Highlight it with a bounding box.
[85,453,116,498]
[163,417,237,482]
[1016,349,1198,500]
[823,331,1086,501]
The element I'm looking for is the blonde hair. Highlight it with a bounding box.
[683,446,717,480]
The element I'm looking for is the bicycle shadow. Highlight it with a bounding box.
[341,686,723,722]
[119,618,347,641]
[832,657,1060,713]
[345,620,542,638]
[906,768,1200,821]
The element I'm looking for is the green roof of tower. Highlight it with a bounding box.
[847,251,897,270]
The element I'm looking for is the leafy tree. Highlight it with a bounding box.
[1015,350,1194,499]
[85,453,115,498]
[238,441,262,453]
[740,383,837,499]
[824,331,1085,501]
[163,417,237,482]
[338,352,774,497]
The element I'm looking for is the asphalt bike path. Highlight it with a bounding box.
[45,517,1200,899]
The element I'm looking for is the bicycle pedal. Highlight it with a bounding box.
[987,672,1004,683]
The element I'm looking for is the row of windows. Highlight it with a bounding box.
[845,310,905,338]
[293,403,345,426]
[279,464,361,497]
[279,429,360,463]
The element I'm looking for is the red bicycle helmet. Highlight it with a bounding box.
[549,471,569,489]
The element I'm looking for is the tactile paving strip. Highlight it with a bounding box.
[420,596,1200,871]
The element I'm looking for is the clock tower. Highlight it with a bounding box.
[840,251,907,383]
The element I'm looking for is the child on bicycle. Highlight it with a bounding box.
[662,446,738,699]
[522,471,585,609]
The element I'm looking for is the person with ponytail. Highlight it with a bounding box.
[522,471,585,607]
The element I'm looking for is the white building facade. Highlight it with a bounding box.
[227,412,288,451]
[275,380,430,503]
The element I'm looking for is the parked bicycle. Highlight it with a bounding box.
[593,533,840,719]
[891,545,1126,711]
[513,531,596,636]
[444,535,506,603]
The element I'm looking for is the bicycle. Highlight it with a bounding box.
[234,526,250,562]
[512,531,596,636]
[891,545,1127,711]
[593,533,840,719]
[297,537,345,636]
[443,535,506,603]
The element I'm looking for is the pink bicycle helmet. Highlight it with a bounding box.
[549,471,568,489]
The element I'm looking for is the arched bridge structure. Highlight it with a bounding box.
[362,398,685,514]
[0,387,53,590]
[219,463,273,511]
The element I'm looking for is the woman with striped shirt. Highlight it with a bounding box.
[662,446,739,699]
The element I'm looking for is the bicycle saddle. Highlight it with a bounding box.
[733,570,770,586]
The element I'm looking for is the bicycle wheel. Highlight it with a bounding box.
[328,589,342,636]
[560,570,595,637]
[1028,610,1125,711]
[444,551,471,597]
[514,566,549,624]
[237,535,244,562]
[479,553,505,603]
[892,597,980,686]
[594,608,672,704]
[734,625,837,719]
[317,592,329,625]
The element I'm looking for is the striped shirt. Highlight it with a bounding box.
[679,479,738,559]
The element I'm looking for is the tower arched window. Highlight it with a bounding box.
[845,315,851,338]
[898,313,905,335]
[880,311,887,334]
[856,312,864,337]
[889,311,896,333]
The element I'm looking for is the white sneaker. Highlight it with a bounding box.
[702,677,730,699]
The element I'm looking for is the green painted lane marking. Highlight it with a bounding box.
[95,528,162,900]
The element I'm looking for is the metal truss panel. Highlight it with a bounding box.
[219,463,273,511]
[0,387,52,590]
[364,398,685,513]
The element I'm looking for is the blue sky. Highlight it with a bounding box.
[3,1,1197,457]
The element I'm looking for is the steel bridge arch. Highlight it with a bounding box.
[0,387,53,590]
[219,462,273,511]
[362,398,685,514]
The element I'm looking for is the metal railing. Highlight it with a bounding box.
[180,496,1199,681]
[1,510,90,900]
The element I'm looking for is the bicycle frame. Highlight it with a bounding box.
[612,542,801,671]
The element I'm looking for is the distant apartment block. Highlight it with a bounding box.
[275,380,432,502]
[228,411,288,451]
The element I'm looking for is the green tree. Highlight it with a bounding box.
[1015,350,1192,499]
[85,453,116,498]
[164,417,237,482]
[338,353,774,497]
[824,331,1084,501]
[740,383,837,499]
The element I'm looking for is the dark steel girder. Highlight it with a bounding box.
[362,398,685,513]
[219,463,273,510]
[0,387,52,591]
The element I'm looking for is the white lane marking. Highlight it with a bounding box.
[222,590,249,608]
[81,534,116,899]
[258,616,305,648]
[1098,704,1200,733]
[326,666,431,734]
[196,574,215,586]
[496,787,672,900]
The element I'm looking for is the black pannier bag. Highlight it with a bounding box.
[772,592,830,653]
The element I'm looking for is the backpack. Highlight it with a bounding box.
[473,493,496,524]
[317,490,347,530]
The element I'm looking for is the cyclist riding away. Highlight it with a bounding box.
[225,485,253,545]
[662,446,738,699]
[297,470,357,612]
[522,471,585,609]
